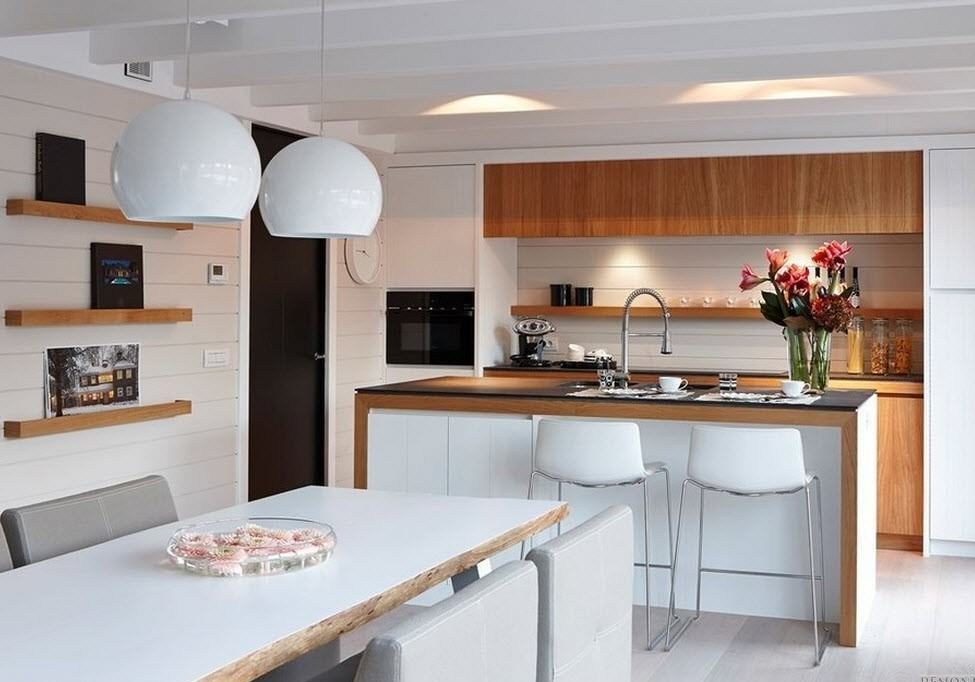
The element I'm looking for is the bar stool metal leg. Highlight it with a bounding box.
[809,475,831,665]
[642,477,653,649]
[665,480,697,649]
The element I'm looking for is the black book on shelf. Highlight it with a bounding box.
[35,132,86,205]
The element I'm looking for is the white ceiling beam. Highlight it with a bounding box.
[175,5,975,87]
[0,0,456,37]
[391,109,975,153]
[352,91,975,135]
[249,42,975,105]
[88,0,975,64]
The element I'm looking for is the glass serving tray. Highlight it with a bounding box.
[166,517,336,577]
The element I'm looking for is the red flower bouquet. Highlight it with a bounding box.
[739,240,855,390]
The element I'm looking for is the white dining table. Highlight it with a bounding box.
[0,485,567,681]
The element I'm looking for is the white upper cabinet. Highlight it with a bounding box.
[929,149,975,289]
[385,165,476,289]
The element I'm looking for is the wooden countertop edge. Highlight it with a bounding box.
[199,502,568,681]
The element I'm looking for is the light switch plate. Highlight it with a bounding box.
[203,349,230,368]
[208,262,228,285]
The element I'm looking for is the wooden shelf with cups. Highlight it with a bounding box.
[510,305,923,321]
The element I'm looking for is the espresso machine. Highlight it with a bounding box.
[510,317,556,367]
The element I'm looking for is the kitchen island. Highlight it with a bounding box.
[354,376,878,647]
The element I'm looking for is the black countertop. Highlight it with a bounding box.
[358,376,876,412]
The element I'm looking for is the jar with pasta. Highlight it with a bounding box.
[870,318,889,375]
[892,318,913,375]
[846,316,864,374]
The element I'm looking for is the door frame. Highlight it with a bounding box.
[237,121,334,502]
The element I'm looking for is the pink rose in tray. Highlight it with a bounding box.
[167,518,336,577]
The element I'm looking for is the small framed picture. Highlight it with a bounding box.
[45,344,140,418]
[91,242,144,309]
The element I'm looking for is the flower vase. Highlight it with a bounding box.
[785,328,831,391]
[785,328,811,384]
[810,329,831,392]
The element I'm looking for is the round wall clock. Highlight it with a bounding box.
[344,231,382,285]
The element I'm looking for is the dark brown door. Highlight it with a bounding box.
[248,125,326,500]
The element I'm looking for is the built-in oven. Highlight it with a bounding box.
[386,291,475,366]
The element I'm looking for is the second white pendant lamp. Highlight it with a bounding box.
[111,0,260,223]
[258,0,382,238]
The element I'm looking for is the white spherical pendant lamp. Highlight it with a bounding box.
[259,136,382,238]
[111,99,261,223]
[258,0,382,239]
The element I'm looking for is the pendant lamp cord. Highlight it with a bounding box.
[183,0,192,100]
[319,0,326,136]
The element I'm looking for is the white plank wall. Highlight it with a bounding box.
[333,220,387,488]
[517,234,924,372]
[0,60,239,519]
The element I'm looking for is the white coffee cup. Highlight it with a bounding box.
[659,376,688,393]
[567,343,585,362]
[781,380,811,398]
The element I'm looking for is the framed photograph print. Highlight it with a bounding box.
[90,242,144,309]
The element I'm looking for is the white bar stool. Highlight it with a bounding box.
[664,425,830,665]
[523,418,679,649]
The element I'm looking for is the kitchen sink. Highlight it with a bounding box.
[559,380,600,389]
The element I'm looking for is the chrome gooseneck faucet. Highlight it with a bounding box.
[617,288,672,386]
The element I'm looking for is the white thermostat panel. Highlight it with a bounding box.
[208,263,228,285]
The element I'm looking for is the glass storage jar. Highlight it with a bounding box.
[870,318,890,375]
[846,316,864,375]
[892,318,913,375]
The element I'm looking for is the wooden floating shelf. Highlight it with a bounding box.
[5,199,194,231]
[511,305,924,321]
[5,308,192,327]
[4,400,192,439]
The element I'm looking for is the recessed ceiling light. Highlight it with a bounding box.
[424,94,554,115]
[674,76,891,104]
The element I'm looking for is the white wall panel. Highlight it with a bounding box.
[0,61,240,520]
[516,234,924,373]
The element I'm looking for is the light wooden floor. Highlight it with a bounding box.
[633,549,975,681]
[343,550,975,681]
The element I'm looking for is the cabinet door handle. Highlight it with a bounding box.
[313,352,326,361]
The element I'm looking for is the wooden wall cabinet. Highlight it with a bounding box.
[484,152,922,237]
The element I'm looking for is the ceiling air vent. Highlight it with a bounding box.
[123,62,152,82]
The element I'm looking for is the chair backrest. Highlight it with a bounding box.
[0,475,178,567]
[353,561,538,682]
[0,526,12,573]
[528,505,634,682]
[534,419,646,485]
[688,425,807,494]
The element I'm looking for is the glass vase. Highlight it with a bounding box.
[785,328,811,384]
[810,329,831,392]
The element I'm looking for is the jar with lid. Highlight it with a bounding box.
[870,318,890,375]
[892,318,913,375]
[846,316,865,374]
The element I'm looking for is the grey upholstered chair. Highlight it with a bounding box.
[0,475,178,567]
[321,561,539,682]
[527,505,634,682]
[0,527,12,573]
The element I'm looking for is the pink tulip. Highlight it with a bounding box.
[765,248,789,275]
[739,264,766,291]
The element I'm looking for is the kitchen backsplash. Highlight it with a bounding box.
[515,234,923,373]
